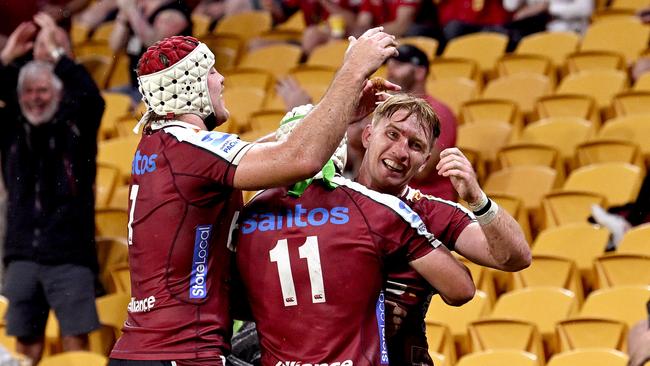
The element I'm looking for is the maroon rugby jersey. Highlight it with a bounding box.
[235,176,441,366]
[386,186,475,366]
[110,122,252,363]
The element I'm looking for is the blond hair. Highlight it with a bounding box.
[372,93,440,149]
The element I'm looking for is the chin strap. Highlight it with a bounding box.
[288,160,338,197]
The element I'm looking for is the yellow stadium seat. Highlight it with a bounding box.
[575,139,645,171]
[248,109,285,135]
[510,255,584,305]
[192,14,212,38]
[566,50,626,74]
[518,117,594,170]
[468,319,545,363]
[215,11,272,42]
[70,20,90,45]
[238,44,302,77]
[0,324,16,354]
[516,31,580,67]
[224,69,273,91]
[556,318,628,352]
[95,208,128,239]
[484,166,558,211]
[289,66,336,88]
[580,17,650,63]
[428,351,448,366]
[457,256,497,305]
[489,287,578,352]
[222,87,267,132]
[425,291,491,355]
[563,162,643,207]
[110,263,131,294]
[498,143,561,179]
[38,351,108,366]
[430,57,481,84]
[105,52,131,89]
[424,321,457,365]
[482,73,552,118]
[100,92,133,140]
[274,10,306,33]
[611,0,650,11]
[634,72,650,91]
[97,135,140,184]
[556,70,628,110]
[95,237,128,293]
[613,91,650,116]
[460,99,524,134]
[458,121,513,167]
[535,94,600,128]
[456,350,539,366]
[594,253,650,288]
[542,191,607,229]
[426,77,478,116]
[617,223,650,255]
[442,32,508,75]
[96,163,120,209]
[108,184,130,210]
[580,285,650,327]
[497,54,555,86]
[78,55,111,89]
[89,292,130,355]
[531,223,609,287]
[400,36,438,60]
[307,39,350,69]
[599,114,650,164]
[201,34,244,72]
[547,348,628,366]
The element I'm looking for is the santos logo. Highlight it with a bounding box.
[132,150,157,175]
[275,361,353,366]
[190,225,212,299]
[241,205,349,234]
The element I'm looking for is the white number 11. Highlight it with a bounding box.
[269,236,326,307]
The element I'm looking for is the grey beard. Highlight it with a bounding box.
[20,99,60,126]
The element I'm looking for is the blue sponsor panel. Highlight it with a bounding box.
[375,291,389,365]
[241,205,350,234]
[190,225,212,299]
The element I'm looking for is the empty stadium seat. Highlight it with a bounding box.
[563,162,643,208]
[510,255,585,304]
[594,254,650,288]
[456,350,539,366]
[546,348,628,366]
[542,191,607,229]
[580,285,650,327]
[468,319,545,363]
[556,318,628,352]
[617,223,650,255]
[443,32,508,75]
[515,31,580,67]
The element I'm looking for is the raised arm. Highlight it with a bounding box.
[437,147,531,271]
[409,245,475,306]
[232,27,399,190]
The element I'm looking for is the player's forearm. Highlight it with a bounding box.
[481,211,531,271]
[285,66,367,172]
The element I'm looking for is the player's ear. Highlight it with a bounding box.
[417,152,431,173]
[361,122,373,149]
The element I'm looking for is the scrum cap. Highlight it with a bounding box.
[137,36,215,121]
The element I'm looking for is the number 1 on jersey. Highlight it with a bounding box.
[128,184,139,245]
[269,236,326,307]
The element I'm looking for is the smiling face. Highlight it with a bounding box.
[206,67,229,124]
[359,109,433,196]
[18,71,61,126]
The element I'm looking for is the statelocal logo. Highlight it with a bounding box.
[132,150,157,175]
[241,205,349,234]
[190,225,212,299]
[275,361,353,366]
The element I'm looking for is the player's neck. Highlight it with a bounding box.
[175,113,207,130]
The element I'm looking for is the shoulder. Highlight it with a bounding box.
[161,124,252,164]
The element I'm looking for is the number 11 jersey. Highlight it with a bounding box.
[235,176,440,366]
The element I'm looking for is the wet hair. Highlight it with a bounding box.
[371,93,441,149]
[17,61,63,95]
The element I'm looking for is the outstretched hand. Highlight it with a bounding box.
[342,27,399,79]
[353,77,401,121]
[0,22,38,65]
[436,148,483,205]
[33,12,72,63]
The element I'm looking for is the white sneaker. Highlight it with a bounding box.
[591,204,631,250]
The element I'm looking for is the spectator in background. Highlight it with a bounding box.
[437,0,511,44]
[385,44,458,201]
[75,0,119,33]
[628,301,650,366]
[291,0,361,55]
[109,0,192,103]
[0,14,104,365]
[0,0,93,48]
[503,0,593,43]
[353,0,439,39]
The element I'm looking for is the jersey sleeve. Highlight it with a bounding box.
[162,127,253,187]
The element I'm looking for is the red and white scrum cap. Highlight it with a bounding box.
[137,36,215,123]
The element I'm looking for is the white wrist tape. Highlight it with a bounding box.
[468,191,489,212]
[474,198,499,226]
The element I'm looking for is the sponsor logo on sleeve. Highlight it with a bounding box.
[128,296,156,313]
[376,291,389,365]
[274,361,353,366]
[190,225,212,299]
[241,205,349,234]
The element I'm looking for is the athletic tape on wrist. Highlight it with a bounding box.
[475,198,499,226]
[468,191,489,212]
